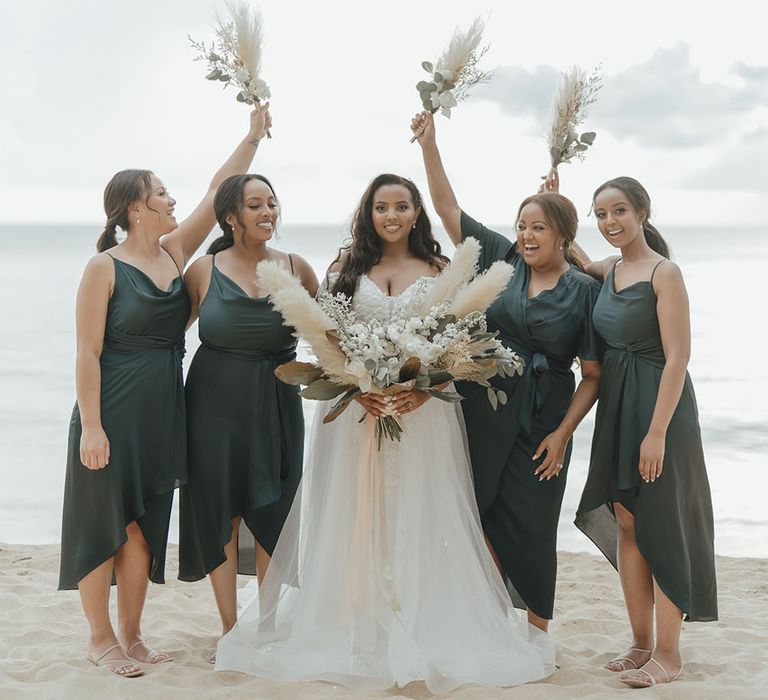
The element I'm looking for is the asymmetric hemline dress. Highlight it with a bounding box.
[575,261,717,622]
[58,253,190,590]
[178,255,303,580]
[459,212,602,619]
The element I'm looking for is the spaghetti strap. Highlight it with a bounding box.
[162,246,184,277]
[288,253,295,275]
[649,259,665,284]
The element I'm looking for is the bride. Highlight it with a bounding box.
[215,173,556,692]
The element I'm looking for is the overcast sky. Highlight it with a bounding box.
[1,0,766,227]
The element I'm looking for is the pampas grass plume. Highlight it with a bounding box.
[257,261,355,383]
[418,238,480,313]
[450,260,513,318]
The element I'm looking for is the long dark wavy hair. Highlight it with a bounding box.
[208,173,281,254]
[516,192,584,271]
[592,176,670,258]
[97,169,154,252]
[330,174,449,299]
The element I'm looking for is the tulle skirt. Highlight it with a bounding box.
[215,393,555,693]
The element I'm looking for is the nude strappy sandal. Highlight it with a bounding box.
[620,657,684,688]
[604,647,652,672]
[87,643,144,677]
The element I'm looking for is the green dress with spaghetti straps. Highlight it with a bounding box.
[178,255,303,580]
[575,261,717,621]
[58,253,190,590]
[459,212,602,619]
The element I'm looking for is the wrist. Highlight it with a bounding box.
[246,133,262,146]
[646,425,666,439]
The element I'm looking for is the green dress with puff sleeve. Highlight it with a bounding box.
[459,212,602,619]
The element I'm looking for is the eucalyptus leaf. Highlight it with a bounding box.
[422,61,434,73]
[575,143,589,152]
[219,73,231,82]
[205,69,222,80]
[274,361,323,386]
[416,80,432,91]
[364,358,377,371]
[427,388,463,403]
[236,92,247,103]
[497,390,508,405]
[301,379,353,401]
[487,386,498,411]
[579,131,596,145]
[323,387,360,424]
[427,369,454,385]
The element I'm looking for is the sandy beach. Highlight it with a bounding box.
[1,544,765,699]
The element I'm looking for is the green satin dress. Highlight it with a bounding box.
[575,261,717,621]
[178,256,303,581]
[459,212,602,619]
[58,254,190,590]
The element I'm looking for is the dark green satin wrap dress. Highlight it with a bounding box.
[459,212,602,619]
[575,262,717,622]
[58,255,190,590]
[178,257,303,580]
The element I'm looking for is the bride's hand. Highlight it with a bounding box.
[355,392,390,418]
[390,390,430,415]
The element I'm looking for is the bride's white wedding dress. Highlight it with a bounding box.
[215,275,556,693]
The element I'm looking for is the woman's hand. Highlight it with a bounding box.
[80,425,110,470]
[389,389,431,416]
[410,111,435,145]
[532,428,569,481]
[248,101,272,144]
[639,431,665,483]
[538,167,560,194]
[355,392,390,418]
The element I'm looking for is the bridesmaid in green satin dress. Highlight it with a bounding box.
[179,174,318,647]
[574,177,716,688]
[58,106,270,678]
[411,111,602,632]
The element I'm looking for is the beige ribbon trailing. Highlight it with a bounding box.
[344,413,401,650]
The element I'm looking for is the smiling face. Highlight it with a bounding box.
[515,202,565,270]
[593,186,645,248]
[370,184,421,244]
[227,177,279,243]
[133,174,177,235]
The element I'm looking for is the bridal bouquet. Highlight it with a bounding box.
[257,239,523,447]
[544,65,603,185]
[188,1,272,135]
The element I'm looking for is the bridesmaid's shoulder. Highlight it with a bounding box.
[82,251,116,278]
[652,258,685,293]
[183,253,214,282]
[567,266,602,292]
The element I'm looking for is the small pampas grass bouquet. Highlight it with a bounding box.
[189,1,272,136]
[410,16,491,142]
[544,65,603,183]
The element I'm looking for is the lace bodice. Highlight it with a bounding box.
[348,275,435,323]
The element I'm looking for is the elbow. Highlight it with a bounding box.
[76,347,102,363]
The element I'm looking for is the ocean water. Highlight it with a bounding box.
[0,224,765,558]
